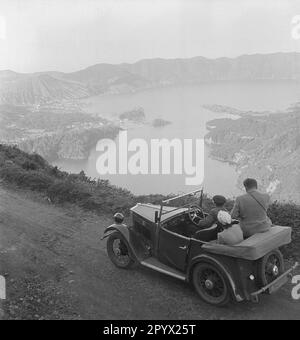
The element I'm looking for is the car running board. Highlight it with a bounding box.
[140,257,186,281]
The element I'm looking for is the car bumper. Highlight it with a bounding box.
[250,262,299,302]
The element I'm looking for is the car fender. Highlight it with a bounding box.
[188,254,244,302]
[102,224,139,261]
[101,224,130,242]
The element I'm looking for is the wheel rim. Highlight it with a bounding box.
[265,254,281,283]
[196,266,227,304]
[112,238,131,266]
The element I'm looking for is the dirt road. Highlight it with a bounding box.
[0,185,299,320]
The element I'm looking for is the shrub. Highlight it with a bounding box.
[22,160,38,171]
[47,180,92,204]
[269,202,300,259]
[28,153,48,168]
[0,165,53,191]
[23,171,54,191]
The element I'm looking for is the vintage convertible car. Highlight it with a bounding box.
[102,189,298,306]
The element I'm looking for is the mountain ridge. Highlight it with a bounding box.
[3,51,300,74]
[1,52,300,105]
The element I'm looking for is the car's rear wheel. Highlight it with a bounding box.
[258,249,284,286]
[107,233,135,269]
[192,262,231,306]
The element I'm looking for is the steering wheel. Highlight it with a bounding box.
[188,205,205,226]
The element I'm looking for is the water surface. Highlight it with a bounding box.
[54,81,300,197]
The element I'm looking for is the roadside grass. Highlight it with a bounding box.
[0,144,299,259]
[0,144,137,214]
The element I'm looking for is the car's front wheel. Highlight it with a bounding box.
[107,233,135,269]
[192,262,231,306]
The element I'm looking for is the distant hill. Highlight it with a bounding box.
[0,73,90,105]
[205,108,300,203]
[122,53,300,83]
[1,52,300,105]
[60,63,150,95]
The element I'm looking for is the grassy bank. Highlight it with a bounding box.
[0,144,170,214]
[0,144,299,258]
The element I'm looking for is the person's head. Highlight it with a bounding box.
[114,212,124,224]
[213,195,227,208]
[243,178,258,192]
[217,210,232,229]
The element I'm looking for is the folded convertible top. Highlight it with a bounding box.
[202,226,291,260]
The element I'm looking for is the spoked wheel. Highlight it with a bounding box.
[107,233,135,269]
[192,263,231,306]
[258,249,284,286]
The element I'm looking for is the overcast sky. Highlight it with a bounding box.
[0,0,300,73]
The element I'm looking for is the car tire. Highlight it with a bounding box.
[258,249,284,287]
[192,262,231,306]
[107,232,135,269]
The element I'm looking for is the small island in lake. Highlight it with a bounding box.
[119,107,146,122]
[152,118,172,127]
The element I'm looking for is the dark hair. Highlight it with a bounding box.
[243,178,258,190]
[213,195,226,207]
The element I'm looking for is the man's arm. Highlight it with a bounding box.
[197,213,215,229]
[265,193,271,209]
[231,198,240,220]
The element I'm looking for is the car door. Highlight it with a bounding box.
[158,227,190,271]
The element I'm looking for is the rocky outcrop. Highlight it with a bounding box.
[205,109,300,203]
[0,103,120,162]
[17,125,120,162]
[119,107,146,122]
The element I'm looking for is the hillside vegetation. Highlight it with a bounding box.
[0,144,299,258]
[205,108,300,203]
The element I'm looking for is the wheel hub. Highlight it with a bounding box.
[115,248,121,256]
[266,263,279,277]
[272,265,279,276]
[204,279,214,290]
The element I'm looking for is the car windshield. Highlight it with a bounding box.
[159,188,204,220]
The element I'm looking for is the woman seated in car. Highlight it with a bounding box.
[217,211,244,245]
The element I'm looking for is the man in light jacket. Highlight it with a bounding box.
[231,178,272,237]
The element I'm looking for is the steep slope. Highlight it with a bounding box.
[62,63,150,94]
[0,73,90,105]
[205,111,300,203]
[0,70,22,81]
